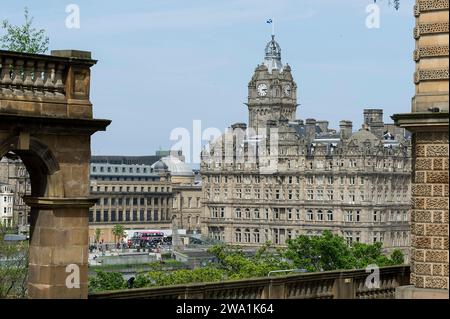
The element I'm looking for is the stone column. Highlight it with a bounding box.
[25,198,96,298]
[393,0,449,299]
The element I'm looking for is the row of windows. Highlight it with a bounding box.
[94,196,170,206]
[91,185,170,193]
[205,158,408,171]
[89,209,169,223]
[205,173,409,185]
[209,207,409,223]
[92,165,151,174]
[205,187,408,202]
[227,229,409,246]
[206,175,370,185]
[343,231,409,246]
[91,176,158,182]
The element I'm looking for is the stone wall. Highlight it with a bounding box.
[411,131,449,289]
[393,0,449,296]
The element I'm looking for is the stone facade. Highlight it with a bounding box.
[151,156,202,235]
[0,155,31,233]
[88,159,173,242]
[393,0,449,295]
[201,36,412,258]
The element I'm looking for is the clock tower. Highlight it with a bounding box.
[247,35,298,130]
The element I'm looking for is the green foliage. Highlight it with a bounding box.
[285,230,405,272]
[130,243,287,290]
[0,231,29,298]
[88,270,127,293]
[161,252,173,260]
[89,235,405,292]
[209,242,291,280]
[284,230,352,272]
[111,224,126,244]
[161,259,185,268]
[134,267,225,288]
[390,249,405,265]
[1,7,49,54]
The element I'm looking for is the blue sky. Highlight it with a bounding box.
[1,0,415,158]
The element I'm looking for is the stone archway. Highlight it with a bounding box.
[0,49,110,298]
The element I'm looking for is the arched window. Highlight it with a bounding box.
[306,209,313,221]
[235,228,242,243]
[317,210,324,221]
[245,208,251,219]
[254,208,260,219]
[327,210,333,221]
[244,229,251,243]
[253,229,260,243]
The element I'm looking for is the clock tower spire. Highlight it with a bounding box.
[247,35,298,130]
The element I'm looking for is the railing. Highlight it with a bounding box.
[1,53,65,99]
[0,49,96,119]
[89,265,410,299]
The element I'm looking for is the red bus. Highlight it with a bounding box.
[128,231,164,247]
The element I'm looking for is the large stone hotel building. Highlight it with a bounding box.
[200,35,412,256]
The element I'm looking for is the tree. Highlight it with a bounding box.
[390,249,405,265]
[88,271,127,293]
[111,225,126,245]
[208,242,290,279]
[134,267,226,289]
[284,230,353,272]
[284,230,405,272]
[1,7,49,54]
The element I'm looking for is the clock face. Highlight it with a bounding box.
[257,83,268,96]
[283,85,291,97]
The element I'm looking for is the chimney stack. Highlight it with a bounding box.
[339,120,353,140]
[305,119,317,141]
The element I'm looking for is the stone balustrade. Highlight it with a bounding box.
[1,53,65,98]
[89,265,410,299]
[0,49,97,119]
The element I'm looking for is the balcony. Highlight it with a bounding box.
[89,265,410,299]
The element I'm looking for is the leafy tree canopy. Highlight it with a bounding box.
[1,7,49,54]
[284,230,404,272]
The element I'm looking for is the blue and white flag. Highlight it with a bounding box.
[266,19,273,24]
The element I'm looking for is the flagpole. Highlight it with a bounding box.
[272,18,275,37]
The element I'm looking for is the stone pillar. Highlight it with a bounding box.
[393,0,449,299]
[26,198,95,298]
